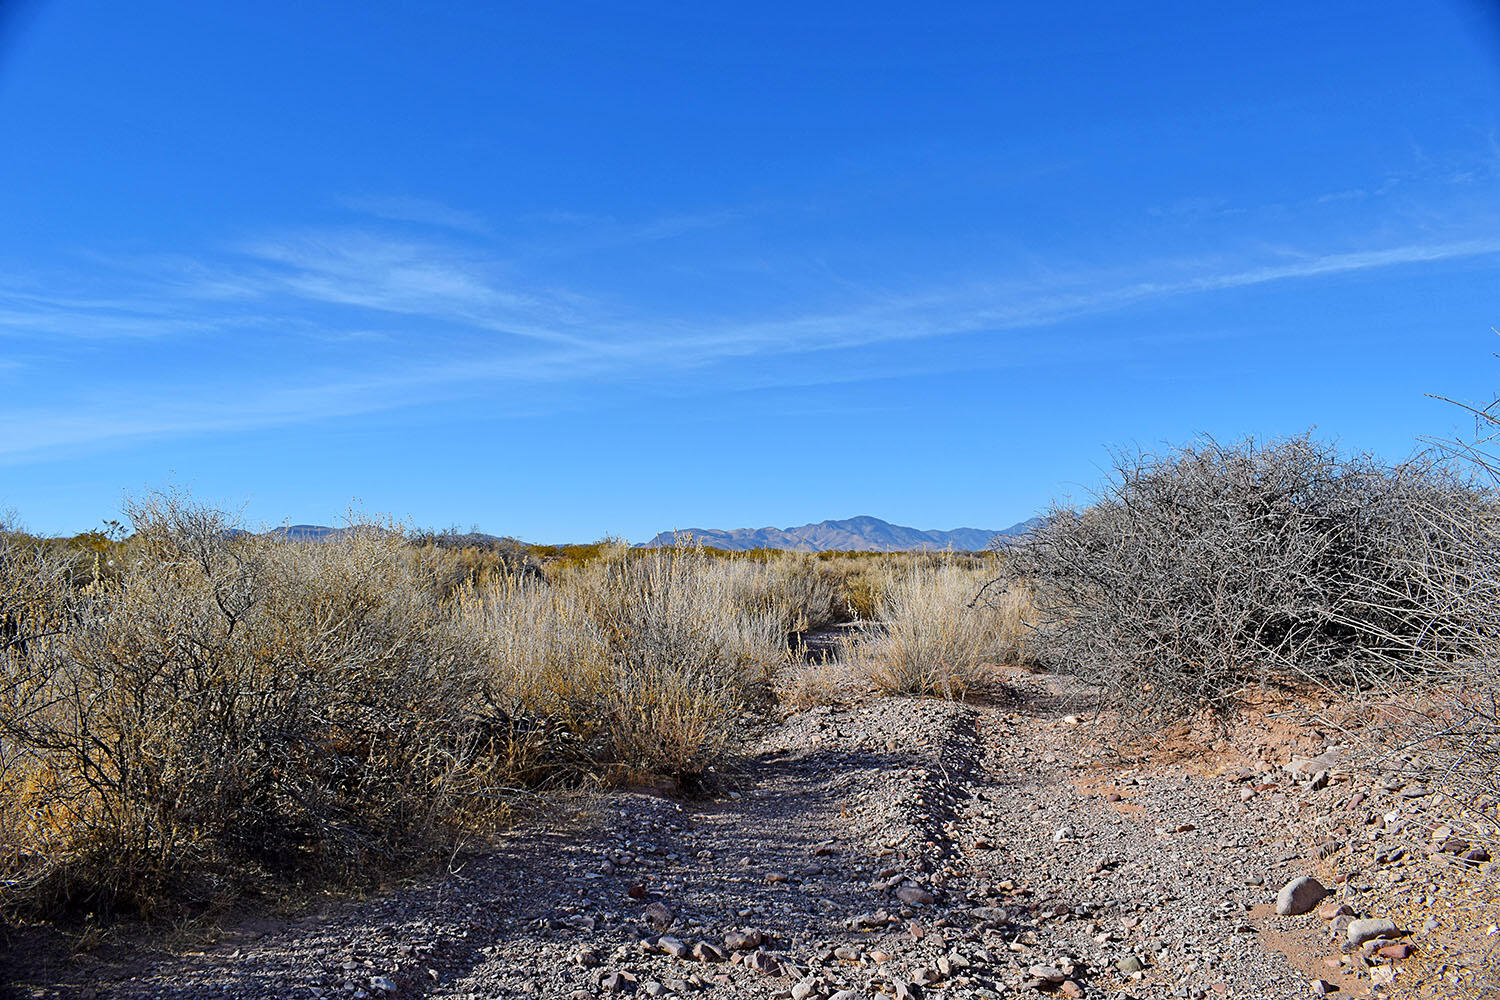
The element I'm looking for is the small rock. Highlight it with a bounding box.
[1310,981,1330,997]
[601,972,637,994]
[1059,981,1085,998]
[1117,956,1145,974]
[369,978,397,995]
[1028,965,1065,984]
[1277,876,1329,916]
[658,936,690,959]
[693,942,726,963]
[791,980,817,1000]
[749,951,785,977]
[723,930,763,952]
[1347,918,1401,947]
[1317,901,1355,921]
[895,885,937,906]
[643,902,674,930]
[1377,943,1414,960]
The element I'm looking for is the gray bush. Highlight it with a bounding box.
[1006,434,1491,722]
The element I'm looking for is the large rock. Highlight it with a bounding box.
[1276,876,1328,916]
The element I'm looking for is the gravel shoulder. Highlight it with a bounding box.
[1,672,1478,999]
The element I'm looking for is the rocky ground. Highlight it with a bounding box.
[2,670,1494,999]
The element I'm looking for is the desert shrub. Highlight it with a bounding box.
[846,561,1018,697]
[0,502,1024,920]
[0,496,506,918]
[1352,387,1500,831]
[1006,434,1488,723]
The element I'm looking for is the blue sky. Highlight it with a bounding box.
[2,1,1499,540]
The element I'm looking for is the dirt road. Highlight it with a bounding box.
[3,673,1457,998]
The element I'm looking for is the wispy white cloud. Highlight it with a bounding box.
[4,220,1499,463]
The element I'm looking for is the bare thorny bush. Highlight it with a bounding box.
[1003,434,1490,726]
[1352,390,1500,860]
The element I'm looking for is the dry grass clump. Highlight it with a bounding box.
[736,553,849,636]
[774,656,858,710]
[1005,434,1485,724]
[845,562,1027,697]
[458,542,786,785]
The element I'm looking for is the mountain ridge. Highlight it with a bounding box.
[638,514,1041,552]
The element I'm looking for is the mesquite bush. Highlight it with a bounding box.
[1007,434,1490,722]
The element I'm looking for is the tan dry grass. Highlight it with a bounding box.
[844,562,1032,697]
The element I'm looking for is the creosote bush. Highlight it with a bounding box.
[0,497,501,918]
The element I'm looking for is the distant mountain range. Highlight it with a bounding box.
[252,515,1042,552]
[639,515,1042,553]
